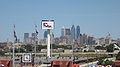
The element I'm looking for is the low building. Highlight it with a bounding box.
[114,61,120,67]
[64,50,73,54]
[51,60,72,67]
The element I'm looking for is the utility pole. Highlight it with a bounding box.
[12,42,15,67]
[72,40,75,65]
[34,24,39,67]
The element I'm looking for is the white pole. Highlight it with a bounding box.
[12,43,15,67]
[47,29,51,58]
[72,40,75,65]
[35,36,38,67]
[35,40,36,67]
[51,32,52,58]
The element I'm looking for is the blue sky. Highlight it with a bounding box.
[0,0,120,42]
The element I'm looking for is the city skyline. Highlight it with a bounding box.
[0,0,120,42]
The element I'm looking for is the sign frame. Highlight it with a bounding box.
[22,53,32,63]
[41,20,54,29]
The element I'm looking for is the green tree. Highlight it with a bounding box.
[19,48,25,53]
[52,44,72,49]
[106,44,114,52]
[37,45,47,51]
[0,45,4,48]
[97,59,104,65]
[116,51,120,60]
[24,45,33,52]
[103,59,114,66]
[95,46,106,50]
[15,48,19,53]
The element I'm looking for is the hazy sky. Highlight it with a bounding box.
[0,0,120,42]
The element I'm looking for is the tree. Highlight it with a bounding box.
[98,59,114,66]
[37,45,47,51]
[95,46,106,50]
[24,45,33,52]
[0,45,4,49]
[52,44,72,49]
[116,51,120,60]
[103,59,114,66]
[97,59,104,65]
[106,44,114,52]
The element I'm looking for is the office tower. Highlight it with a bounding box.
[87,36,94,45]
[31,33,37,44]
[51,32,55,44]
[65,29,71,45]
[99,38,105,45]
[44,31,47,38]
[61,27,65,37]
[76,25,80,39]
[82,34,88,45]
[71,25,75,40]
[65,29,71,36]
[32,33,39,44]
[32,33,37,38]
[105,33,112,45]
[24,33,29,43]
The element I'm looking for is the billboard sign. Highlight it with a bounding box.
[22,53,32,63]
[41,20,54,29]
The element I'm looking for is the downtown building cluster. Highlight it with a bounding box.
[23,25,115,47]
[24,33,38,44]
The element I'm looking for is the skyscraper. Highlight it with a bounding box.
[76,25,80,39]
[44,31,47,38]
[71,25,75,40]
[32,33,37,39]
[65,29,71,36]
[24,33,29,44]
[61,27,65,37]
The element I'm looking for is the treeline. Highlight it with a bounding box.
[95,43,119,52]
[10,44,72,53]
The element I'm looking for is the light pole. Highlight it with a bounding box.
[13,24,17,67]
[72,40,75,64]
[50,32,53,58]
[12,42,15,67]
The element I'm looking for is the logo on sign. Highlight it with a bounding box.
[43,23,52,28]
[41,21,54,29]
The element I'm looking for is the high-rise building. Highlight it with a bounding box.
[44,31,47,38]
[76,25,80,39]
[32,33,39,44]
[105,33,112,45]
[99,37,105,45]
[32,33,37,39]
[65,29,71,45]
[51,32,55,44]
[61,27,65,37]
[87,36,94,45]
[24,33,29,44]
[71,25,75,40]
[82,34,88,45]
[65,29,71,36]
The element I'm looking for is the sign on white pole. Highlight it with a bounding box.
[41,20,55,58]
[22,53,32,63]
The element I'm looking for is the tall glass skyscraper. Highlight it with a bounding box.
[71,25,75,40]
[61,27,65,37]
[76,25,80,39]
[44,31,47,38]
